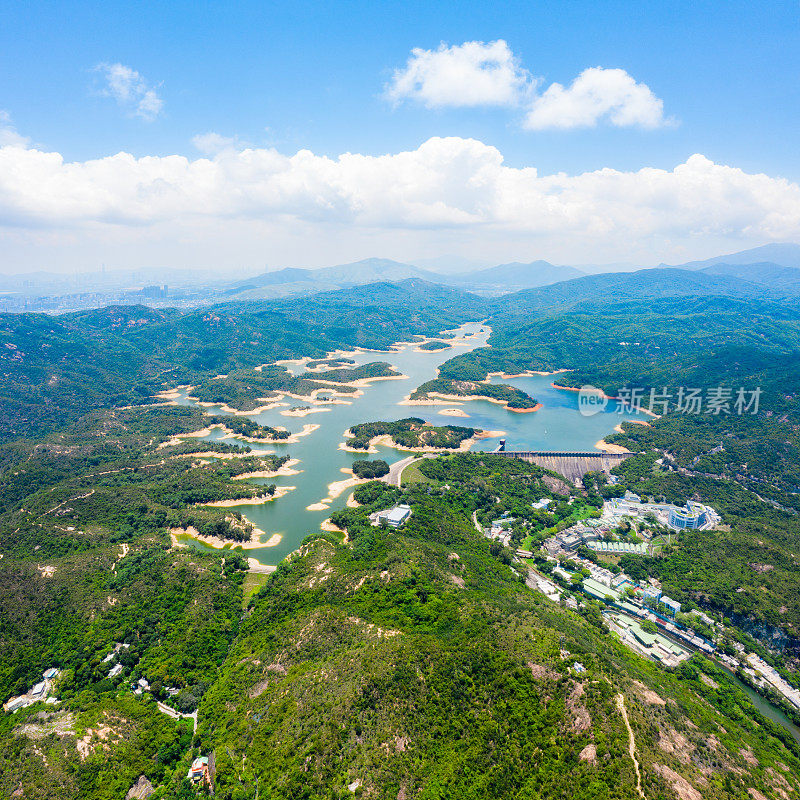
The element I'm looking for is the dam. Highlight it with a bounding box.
[492,449,632,485]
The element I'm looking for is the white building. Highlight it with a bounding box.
[370,504,412,528]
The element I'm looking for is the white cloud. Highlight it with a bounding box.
[0,111,29,148]
[525,67,667,130]
[385,40,532,108]
[192,132,244,155]
[0,137,798,264]
[387,44,669,130]
[95,63,164,121]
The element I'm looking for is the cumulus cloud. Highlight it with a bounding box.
[0,137,798,250]
[385,40,531,108]
[0,111,29,148]
[387,43,669,130]
[525,66,668,130]
[95,63,163,121]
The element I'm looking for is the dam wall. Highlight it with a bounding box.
[492,450,632,485]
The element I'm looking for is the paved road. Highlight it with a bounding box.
[384,454,437,487]
[384,456,420,487]
[157,701,198,731]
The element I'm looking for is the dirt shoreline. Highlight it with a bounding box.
[438,408,469,418]
[200,485,295,507]
[231,459,302,480]
[401,392,542,414]
[486,369,570,379]
[594,439,631,454]
[339,428,505,455]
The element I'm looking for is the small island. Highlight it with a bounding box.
[408,378,540,411]
[207,415,290,441]
[343,417,485,452]
[418,340,451,351]
[351,459,390,478]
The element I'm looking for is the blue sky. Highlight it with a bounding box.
[1,0,799,272]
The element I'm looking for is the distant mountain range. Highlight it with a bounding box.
[223,257,587,301]
[3,242,800,313]
[670,242,800,270]
[223,243,800,303]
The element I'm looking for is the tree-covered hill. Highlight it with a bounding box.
[194,470,800,800]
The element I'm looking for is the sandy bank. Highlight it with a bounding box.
[279,406,331,418]
[169,526,264,550]
[403,392,542,414]
[195,399,286,416]
[284,423,320,442]
[438,408,470,418]
[232,458,302,480]
[594,439,631,454]
[339,429,504,455]
[398,397,460,407]
[320,518,344,533]
[247,558,277,574]
[487,369,570,379]
[307,372,409,389]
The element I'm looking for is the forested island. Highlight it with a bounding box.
[410,377,540,410]
[344,417,477,451]
[417,339,451,351]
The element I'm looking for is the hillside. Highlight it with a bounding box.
[701,261,800,292]
[489,267,789,318]
[222,258,442,300]
[192,460,800,799]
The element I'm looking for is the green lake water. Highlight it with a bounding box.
[172,322,649,565]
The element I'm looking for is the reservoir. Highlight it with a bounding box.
[171,322,649,565]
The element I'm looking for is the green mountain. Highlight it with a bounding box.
[490,267,792,318]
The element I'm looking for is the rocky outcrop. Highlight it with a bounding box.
[125,776,154,800]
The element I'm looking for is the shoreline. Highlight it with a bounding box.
[594,439,631,454]
[487,369,570,379]
[339,428,505,455]
[200,485,296,507]
[401,392,542,414]
[438,408,469,418]
[306,372,409,388]
[551,383,661,419]
[170,526,266,551]
[232,458,302,480]
[279,406,331,418]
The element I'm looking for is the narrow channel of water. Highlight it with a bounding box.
[718,664,800,747]
[171,322,648,565]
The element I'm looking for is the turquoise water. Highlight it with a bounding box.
[172,322,648,565]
